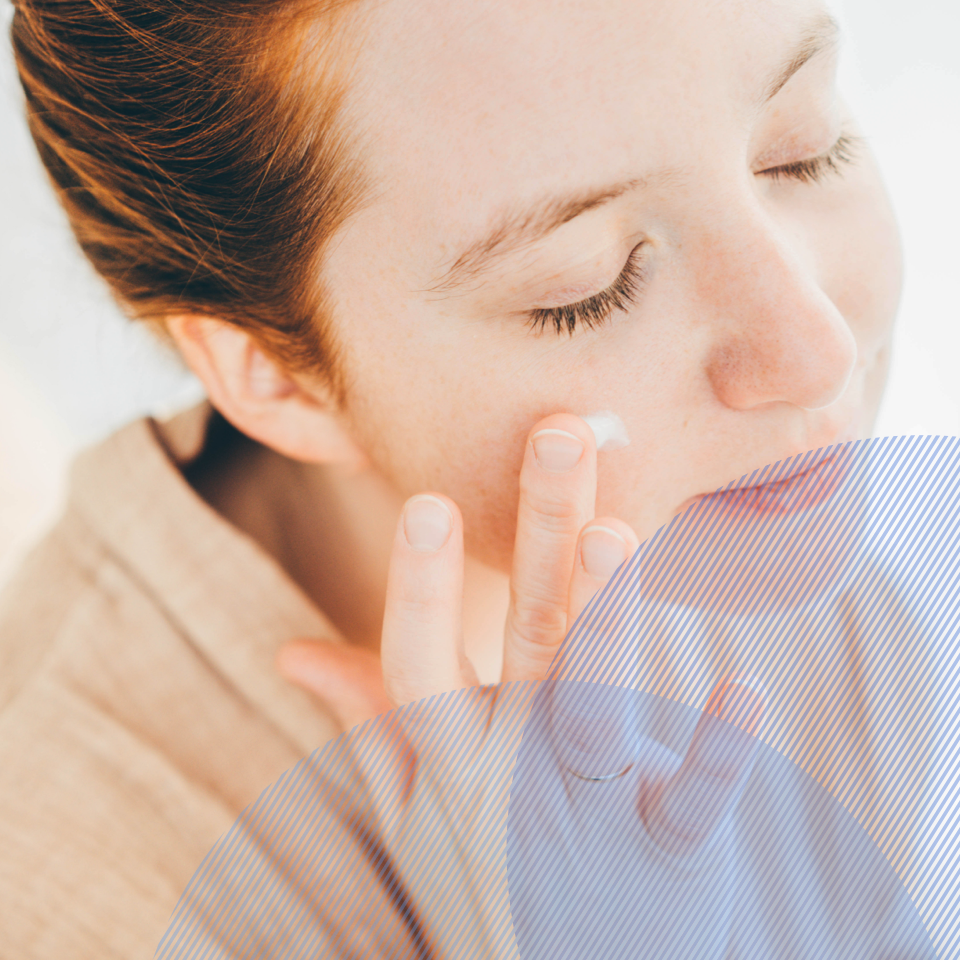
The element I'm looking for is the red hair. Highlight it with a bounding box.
[11,0,368,404]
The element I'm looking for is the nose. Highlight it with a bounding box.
[699,214,857,412]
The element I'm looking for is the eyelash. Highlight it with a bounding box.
[527,244,646,336]
[758,133,863,185]
[526,133,862,337]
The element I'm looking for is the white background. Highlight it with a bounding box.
[0,0,958,575]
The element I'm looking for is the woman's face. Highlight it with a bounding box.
[320,0,901,573]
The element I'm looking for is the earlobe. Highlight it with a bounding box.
[165,315,371,471]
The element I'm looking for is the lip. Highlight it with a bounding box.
[680,443,853,520]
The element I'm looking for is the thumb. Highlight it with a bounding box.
[276,640,395,732]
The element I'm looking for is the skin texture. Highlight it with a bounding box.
[171,0,902,683]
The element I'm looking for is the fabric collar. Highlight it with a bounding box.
[67,401,344,757]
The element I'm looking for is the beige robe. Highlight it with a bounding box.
[0,404,419,958]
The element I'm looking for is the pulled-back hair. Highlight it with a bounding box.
[11,0,367,403]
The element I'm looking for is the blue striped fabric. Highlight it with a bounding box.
[157,436,960,958]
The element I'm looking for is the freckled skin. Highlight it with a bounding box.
[310,0,900,578]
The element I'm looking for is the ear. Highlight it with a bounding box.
[167,315,370,470]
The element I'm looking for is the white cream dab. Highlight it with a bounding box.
[581,410,630,452]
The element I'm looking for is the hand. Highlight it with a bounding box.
[278,413,765,959]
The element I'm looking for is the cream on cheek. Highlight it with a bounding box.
[581,410,631,452]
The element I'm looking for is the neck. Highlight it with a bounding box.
[185,420,509,683]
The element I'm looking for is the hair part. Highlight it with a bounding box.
[11,0,369,406]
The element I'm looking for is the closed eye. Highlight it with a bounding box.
[759,132,863,185]
[526,243,647,336]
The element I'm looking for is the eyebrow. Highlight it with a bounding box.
[425,179,643,295]
[757,11,840,106]
[426,12,841,296]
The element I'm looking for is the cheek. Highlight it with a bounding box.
[341,317,697,571]
[336,334,543,569]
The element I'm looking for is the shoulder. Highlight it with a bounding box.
[0,408,339,958]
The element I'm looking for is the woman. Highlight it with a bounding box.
[1,0,930,956]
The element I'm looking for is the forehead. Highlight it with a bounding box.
[340,0,827,268]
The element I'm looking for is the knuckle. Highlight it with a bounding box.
[519,480,588,524]
[509,595,567,646]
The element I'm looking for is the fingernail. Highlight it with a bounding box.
[403,495,453,552]
[531,429,584,473]
[580,525,628,579]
